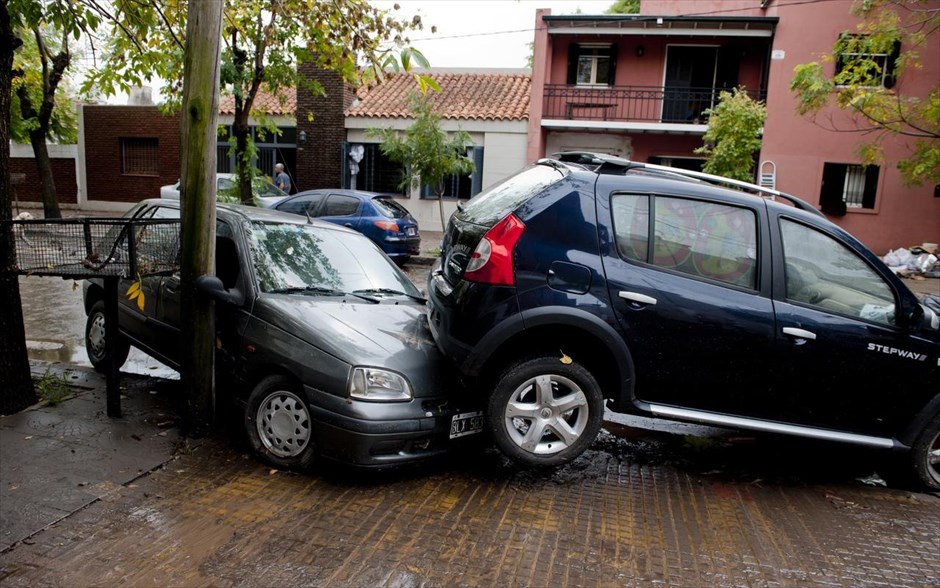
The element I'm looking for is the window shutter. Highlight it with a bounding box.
[567,43,579,84]
[863,166,879,209]
[884,39,901,89]
[470,147,484,196]
[341,141,350,189]
[606,44,618,85]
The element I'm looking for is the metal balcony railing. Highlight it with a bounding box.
[543,84,765,124]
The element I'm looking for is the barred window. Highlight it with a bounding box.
[121,138,159,176]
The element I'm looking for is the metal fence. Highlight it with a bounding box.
[3,218,181,279]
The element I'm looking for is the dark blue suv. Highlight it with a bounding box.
[427,152,940,490]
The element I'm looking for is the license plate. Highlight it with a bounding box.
[449,411,484,439]
[406,227,417,237]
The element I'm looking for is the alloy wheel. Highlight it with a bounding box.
[502,374,590,456]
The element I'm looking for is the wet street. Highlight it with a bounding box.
[7,267,940,587]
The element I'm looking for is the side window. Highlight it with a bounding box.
[276,194,323,217]
[611,194,757,289]
[321,194,359,217]
[136,206,180,274]
[612,194,649,263]
[780,219,895,325]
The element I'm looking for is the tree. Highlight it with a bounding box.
[11,30,77,145]
[11,15,81,218]
[1,0,37,414]
[790,0,939,186]
[694,87,767,182]
[368,91,474,231]
[606,0,640,14]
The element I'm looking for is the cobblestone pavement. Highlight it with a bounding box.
[1,379,938,588]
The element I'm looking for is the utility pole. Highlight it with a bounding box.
[179,0,223,435]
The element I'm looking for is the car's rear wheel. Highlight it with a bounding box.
[244,375,317,470]
[911,416,940,491]
[84,300,130,373]
[487,356,604,467]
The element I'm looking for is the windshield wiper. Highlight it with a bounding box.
[353,288,426,303]
[269,286,379,303]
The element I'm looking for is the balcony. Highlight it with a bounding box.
[542,84,765,128]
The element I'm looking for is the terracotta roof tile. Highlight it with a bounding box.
[347,72,530,121]
[219,87,296,116]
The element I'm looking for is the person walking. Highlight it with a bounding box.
[274,163,291,193]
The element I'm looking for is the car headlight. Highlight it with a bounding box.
[348,367,412,402]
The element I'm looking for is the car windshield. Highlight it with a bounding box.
[373,197,409,219]
[247,221,421,296]
[458,163,567,226]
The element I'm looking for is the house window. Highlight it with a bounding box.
[344,143,405,194]
[820,163,879,214]
[835,34,901,89]
[567,44,617,86]
[421,147,485,200]
[121,138,159,176]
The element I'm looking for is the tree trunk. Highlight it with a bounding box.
[233,115,253,205]
[0,0,37,414]
[28,127,61,219]
[179,0,223,436]
[437,179,447,232]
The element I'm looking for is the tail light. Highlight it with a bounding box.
[374,220,399,232]
[463,213,525,286]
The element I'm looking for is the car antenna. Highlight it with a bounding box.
[303,206,312,224]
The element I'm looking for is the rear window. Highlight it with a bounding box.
[373,197,409,219]
[458,164,566,226]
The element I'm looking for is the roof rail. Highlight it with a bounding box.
[548,151,823,218]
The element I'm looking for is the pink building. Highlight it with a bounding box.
[528,0,939,254]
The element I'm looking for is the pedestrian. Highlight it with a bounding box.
[274,163,291,193]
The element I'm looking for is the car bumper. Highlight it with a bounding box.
[382,235,421,258]
[305,384,479,468]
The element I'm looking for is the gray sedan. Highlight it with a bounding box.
[83,200,481,469]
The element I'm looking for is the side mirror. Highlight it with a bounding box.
[195,275,244,306]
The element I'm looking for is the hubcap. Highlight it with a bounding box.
[503,374,589,455]
[256,391,311,458]
[927,430,940,486]
[88,313,107,360]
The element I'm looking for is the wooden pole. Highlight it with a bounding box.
[179,0,223,436]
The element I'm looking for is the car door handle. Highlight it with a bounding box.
[782,327,816,341]
[164,278,180,293]
[344,223,353,227]
[619,291,657,306]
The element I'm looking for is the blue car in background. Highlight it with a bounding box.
[271,189,421,264]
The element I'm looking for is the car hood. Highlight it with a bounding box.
[252,296,452,396]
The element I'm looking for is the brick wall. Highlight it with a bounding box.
[83,105,181,203]
[296,61,354,191]
[10,157,78,204]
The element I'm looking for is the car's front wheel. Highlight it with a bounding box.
[244,375,317,470]
[487,356,604,467]
[84,300,130,373]
[911,416,940,491]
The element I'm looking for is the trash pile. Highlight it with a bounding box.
[883,243,940,279]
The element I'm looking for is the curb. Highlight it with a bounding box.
[408,255,438,267]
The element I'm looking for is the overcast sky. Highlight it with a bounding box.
[372,1,618,69]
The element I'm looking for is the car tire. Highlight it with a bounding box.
[84,300,130,373]
[910,416,940,491]
[244,375,317,470]
[487,356,604,467]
